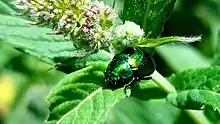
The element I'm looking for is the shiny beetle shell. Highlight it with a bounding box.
[104,47,156,90]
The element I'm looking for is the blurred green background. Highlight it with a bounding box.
[0,0,220,123]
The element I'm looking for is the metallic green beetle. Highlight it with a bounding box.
[104,47,156,96]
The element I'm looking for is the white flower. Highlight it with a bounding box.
[111,21,145,52]
[115,21,144,38]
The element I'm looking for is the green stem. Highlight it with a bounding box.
[151,70,210,124]
[185,110,210,124]
[143,0,151,31]
[151,70,176,93]
[137,36,201,48]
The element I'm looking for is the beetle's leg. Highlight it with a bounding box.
[124,84,131,97]
[139,76,152,80]
[47,31,63,35]
[124,78,135,97]
[26,20,44,25]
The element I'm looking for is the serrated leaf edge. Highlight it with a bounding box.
[56,88,103,124]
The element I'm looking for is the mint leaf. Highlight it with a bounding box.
[167,66,220,112]
[167,90,220,113]
[169,66,220,91]
[0,1,16,15]
[0,14,112,72]
[46,62,124,124]
[131,80,166,100]
[106,99,186,124]
[56,88,124,124]
[56,51,112,73]
[121,0,176,37]
[0,14,76,64]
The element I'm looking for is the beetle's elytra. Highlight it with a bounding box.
[104,47,156,96]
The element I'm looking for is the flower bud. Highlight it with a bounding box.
[112,21,145,52]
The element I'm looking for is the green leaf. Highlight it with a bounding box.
[167,66,220,112]
[0,1,16,15]
[106,99,187,124]
[167,90,220,113]
[55,51,112,73]
[169,66,220,91]
[0,14,75,64]
[156,44,210,72]
[46,62,125,124]
[131,80,167,100]
[138,36,201,48]
[121,0,176,37]
[0,14,112,72]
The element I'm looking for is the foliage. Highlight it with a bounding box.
[0,0,220,124]
[121,0,176,38]
[167,66,220,112]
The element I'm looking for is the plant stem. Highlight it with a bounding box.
[151,70,210,124]
[185,110,210,124]
[151,70,176,93]
[138,36,202,48]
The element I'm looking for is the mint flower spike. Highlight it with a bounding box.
[13,0,117,54]
[72,1,117,51]
[13,0,91,27]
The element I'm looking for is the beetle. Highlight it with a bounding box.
[104,47,156,97]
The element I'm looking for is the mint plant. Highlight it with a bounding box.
[0,0,219,124]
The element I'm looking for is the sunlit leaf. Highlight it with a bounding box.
[0,1,16,15]
[106,99,191,124]
[167,66,220,112]
[121,0,176,37]
[167,90,220,113]
[0,14,112,73]
[46,62,124,124]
